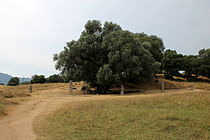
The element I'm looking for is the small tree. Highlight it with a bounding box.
[31,75,46,84]
[7,77,20,86]
[96,64,115,93]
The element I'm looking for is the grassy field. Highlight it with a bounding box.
[35,90,210,140]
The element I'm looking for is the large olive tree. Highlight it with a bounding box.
[54,20,161,93]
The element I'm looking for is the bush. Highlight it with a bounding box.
[7,77,20,86]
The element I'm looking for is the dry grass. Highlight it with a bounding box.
[30,83,67,91]
[35,90,210,140]
[124,79,197,90]
[0,86,31,98]
[0,97,6,116]
[162,79,210,90]
[0,83,67,98]
[0,83,67,116]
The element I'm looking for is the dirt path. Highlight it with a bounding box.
[0,88,202,140]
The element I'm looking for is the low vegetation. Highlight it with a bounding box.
[0,83,67,98]
[0,86,31,98]
[35,90,210,140]
[0,97,6,116]
[7,77,20,86]
[0,83,67,116]
[162,79,210,90]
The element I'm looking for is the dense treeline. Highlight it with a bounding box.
[162,48,210,81]
[54,20,210,93]
[30,74,64,84]
[6,74,64,86]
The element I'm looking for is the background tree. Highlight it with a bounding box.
[46,74,64,83]
[199,48,210,78]
[162,49,184,76]
[31,75,46,84]
[7,77,20,86]
[182,55,201,80]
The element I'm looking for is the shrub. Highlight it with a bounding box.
[7,77,20,86]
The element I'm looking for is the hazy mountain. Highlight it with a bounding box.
[0,73,31,85]
[0,73,12,85]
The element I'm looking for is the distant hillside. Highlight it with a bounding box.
[0,73,12,85]
[0,73,31,85]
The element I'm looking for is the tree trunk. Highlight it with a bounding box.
[120,84,124,95]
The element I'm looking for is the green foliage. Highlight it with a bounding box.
[199,48,210,78]
[96,64,115,90]
[31,75,46,84]
[54,20,162,92]
[182,55,201,79]
[46,74,64,83]
[135,33,165,62]
[161,48,210,80]
[7,77,20,86]
[102,21,122,36]
[162,49,184,76]
[103,30,159,84]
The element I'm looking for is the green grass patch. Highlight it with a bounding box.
[35,91,210,140]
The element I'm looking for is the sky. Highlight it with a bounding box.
[0,0,210,77]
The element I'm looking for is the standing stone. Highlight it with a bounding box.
[29,85,32,93]
[121,84,124,95]
[161,81,165,92]
[69,80,73,94]
[189,83,194,90]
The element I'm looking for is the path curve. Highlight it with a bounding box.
[0,88,69,140]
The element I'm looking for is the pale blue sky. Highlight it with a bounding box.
[0,0,209,77]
